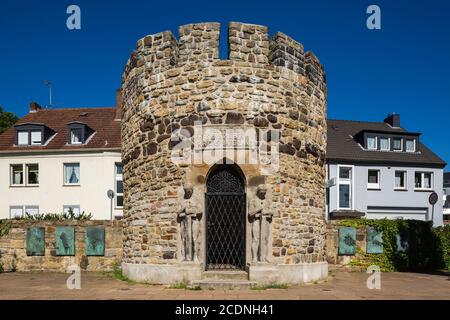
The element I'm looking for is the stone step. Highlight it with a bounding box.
[191,279,257,290]
[202,271,249,280]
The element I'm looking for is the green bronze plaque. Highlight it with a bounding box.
[338,227,356,256]
[366,227,383,254]
[26,227,45,256]
[85,226,105,256]
[56,227,75,256]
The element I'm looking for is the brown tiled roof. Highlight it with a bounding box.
[327,119,446,167]
[0,107,121,152]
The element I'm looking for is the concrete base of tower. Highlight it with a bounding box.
[248,262,328,285]
[121,262,202,284]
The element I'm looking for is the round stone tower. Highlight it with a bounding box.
[120,22,327,284]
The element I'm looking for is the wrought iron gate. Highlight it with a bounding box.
[205,165,246,270]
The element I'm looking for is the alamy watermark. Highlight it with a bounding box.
[66,265,81,290]
[367,5,381,30]
[66,5,81,30]
[366,265,381,289]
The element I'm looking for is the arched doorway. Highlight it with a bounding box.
[205,163,246,270]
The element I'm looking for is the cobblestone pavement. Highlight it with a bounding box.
[0,270,449,300]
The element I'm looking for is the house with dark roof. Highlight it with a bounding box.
[0,94,123,219]
[326,114,447,226]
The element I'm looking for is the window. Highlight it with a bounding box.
[393,137,403,151]
[406,139,415,152]
[367,136,377,150]
[64,163,80,185]
[10,164,39,186]
[395,171,407,190]
[415,172,433,190]
[63,205,80,215]
[9,206,23,219]
[17,131,28,145]
[11,164,24,185]
[115,163,123,208]
[380,137,390,151]
[70,128,83,144]
[24,206,39,216]
[26,164,39,185]
[30,130,42,145]
[338,166,352,209]
[368,170,380,189]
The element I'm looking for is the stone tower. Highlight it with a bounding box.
[121,22,327,284]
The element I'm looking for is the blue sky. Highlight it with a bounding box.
[0,0,449,168]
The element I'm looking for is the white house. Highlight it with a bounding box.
[0,97,122,220]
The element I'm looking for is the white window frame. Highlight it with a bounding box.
[405,139,416,153]
[415,171,433,190]
[367,169,380,189]
[17,130,29,145]
[63,163,81,186]
[115,163,123,209]
[63,205,81,215]
[367,135,377,150]
[379,137,390,151]
[26,163,39,186]
[30,130,42,145]
[9,206,24,219]
[337,165,354,210]
[24,206,39,216]
[393,137,403,152]
[394,170,407,190]
[10,164,24,186]
[70,128,83,145]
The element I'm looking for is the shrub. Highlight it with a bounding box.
[17,208,92,221]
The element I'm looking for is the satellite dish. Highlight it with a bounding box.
[107,190,114,199]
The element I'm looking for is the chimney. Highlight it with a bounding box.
[384,113,400,128]
[29,101,42,113]
[115,89,122,120]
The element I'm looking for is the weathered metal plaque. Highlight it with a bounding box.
[56,227,75,256]
[396,230,409,253]
[26,227,45,256]
[85,226,105,256]
[338,227,356,255]
[366,227,383,254]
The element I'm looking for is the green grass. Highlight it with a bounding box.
[251,283,288,290]
[104,263,137,284]
[168,282,202,290]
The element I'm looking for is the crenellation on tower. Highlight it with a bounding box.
[228,22,270,64]
[305,51,326,91]
[178,23,220,64]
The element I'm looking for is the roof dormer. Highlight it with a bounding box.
[67,121,94,145]
[14,123,55,146]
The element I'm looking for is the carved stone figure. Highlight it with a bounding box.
[248,185,273,263]
[178,183,202,262]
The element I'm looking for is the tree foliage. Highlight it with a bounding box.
[0,106,19,134]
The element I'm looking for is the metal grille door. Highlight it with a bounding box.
[205,164,246,270]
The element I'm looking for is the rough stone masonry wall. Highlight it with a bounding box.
[121,22,327,266]
[0,220,122,272]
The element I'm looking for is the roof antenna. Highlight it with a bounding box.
[43,80,52,108]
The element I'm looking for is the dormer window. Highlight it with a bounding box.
[67,122,94,145]
[393,137,403,151]
[17,131,29,145]
[70,128,83,144]
[379,137,390,151]
[405,139,415,152]
[367,136,377,150]
[14,123,53,146]
[31,130,42,145]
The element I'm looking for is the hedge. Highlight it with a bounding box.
[339,219,450,272]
